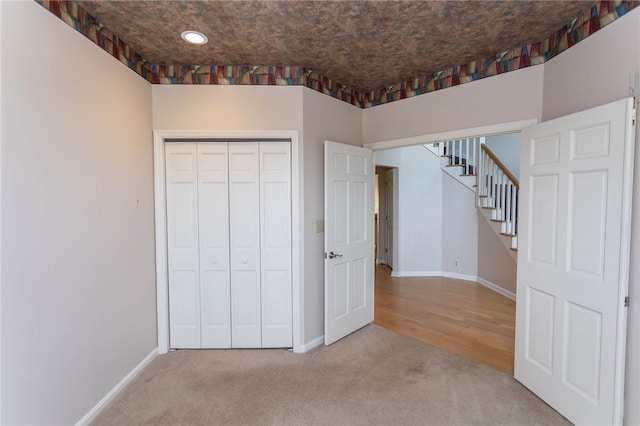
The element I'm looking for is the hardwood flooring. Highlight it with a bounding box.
[373,265,516,374]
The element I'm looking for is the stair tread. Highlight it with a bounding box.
[510,248,518,252]
[500,232,518,237]
[460,174,477,177]
[445,164,465,167]
[481,206,496,210]
[490,219,506,223]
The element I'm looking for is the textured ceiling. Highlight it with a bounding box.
[76,0,596,92]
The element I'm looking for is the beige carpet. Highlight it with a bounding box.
[93,325,568,425]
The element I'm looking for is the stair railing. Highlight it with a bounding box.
[434,137,480,175]
[477,144,519,238]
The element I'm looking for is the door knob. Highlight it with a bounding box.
[326,251,343,259]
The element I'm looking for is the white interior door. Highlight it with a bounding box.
[516,97,636,425]
[324,141,374,345]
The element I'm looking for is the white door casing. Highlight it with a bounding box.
[385,168,395,269]
[164,140,293,350]
[324,141,375,345]
[154,131,301,354]
[515,98,636,425]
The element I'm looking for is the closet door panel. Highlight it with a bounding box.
[201,270,231,347]
[198,143,231,348]
[231,270,261,347]
[260,142,292,347]
[229,143,261,348]
[166,143,201,348]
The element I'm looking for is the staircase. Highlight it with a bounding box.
[425,138,518,262]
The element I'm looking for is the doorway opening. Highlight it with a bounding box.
[370,130,522,373]
[375,166,396,270]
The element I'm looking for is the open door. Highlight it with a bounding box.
[324,141,375,345]
[516,97,636,425]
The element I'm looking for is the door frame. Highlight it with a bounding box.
[385,167,398,270]
[153,130,302,354]
[366,119,537,277]
[364,119,537,151]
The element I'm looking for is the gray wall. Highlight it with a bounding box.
[301,88,364,343]
[1,2,156,424]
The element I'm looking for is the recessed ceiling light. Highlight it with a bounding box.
[181,30,208,45]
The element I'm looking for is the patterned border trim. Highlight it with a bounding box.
[363,0,639,107]
[37,0,639,109]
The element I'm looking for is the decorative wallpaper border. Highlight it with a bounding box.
[38,0,639,109]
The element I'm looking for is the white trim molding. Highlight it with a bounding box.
[477,277,516,301]
[299,335,325,353]
[389,271,515,301]
[364,119,537,151]
[75,348,158,425]
[391,270,443,278]
[391,270,478,282]
[153,130,303,354]
[441,272,479,282]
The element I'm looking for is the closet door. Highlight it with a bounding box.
[197,143,231,348]
[165,142,201,348]
[229,143,262,348]
[260,142,292,347]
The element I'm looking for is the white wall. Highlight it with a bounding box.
[375,146,443,275]
[1,2,156,424]
[542,10,640,122]
[441,174,478,278]
[152,85,303,131]
[541,8,640,425]
[363,66,544,143]
[301,88,363,343]
[484,133,521,178]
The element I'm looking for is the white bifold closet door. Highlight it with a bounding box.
[165,141,291,349]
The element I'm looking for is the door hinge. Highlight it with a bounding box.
[632,97,637,126]
[624,296,629,307]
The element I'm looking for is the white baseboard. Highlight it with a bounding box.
[76,348,159,425]
[385,271,516,301]
[477,277,516,301]
[391,270,478,282]
[390,270,442,278]
[441,271,478,282]
[299,335,325,352]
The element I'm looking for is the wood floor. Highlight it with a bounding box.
[373,265,516,374]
